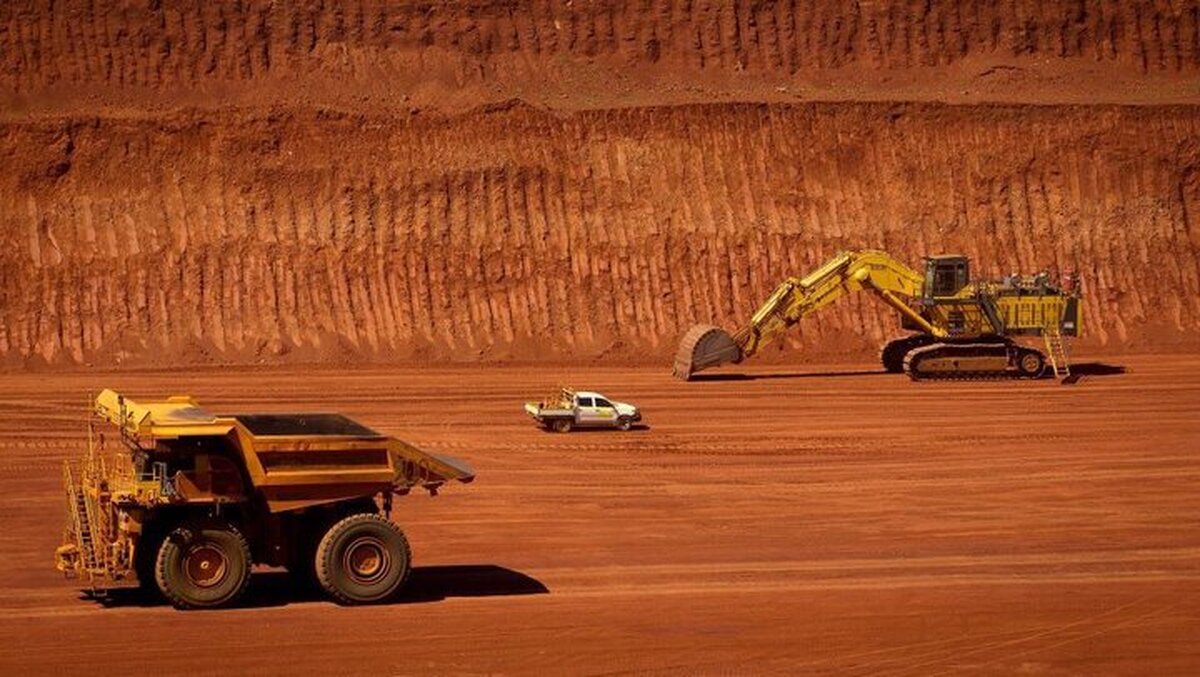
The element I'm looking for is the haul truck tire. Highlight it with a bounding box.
[316,514,411,604]
[155,521,251,609]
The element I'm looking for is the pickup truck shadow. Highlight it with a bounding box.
[689,369,888,381]
[92,564,548,610]
[538,424,652,433]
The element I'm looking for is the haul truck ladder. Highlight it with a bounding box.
[62,463,99,575]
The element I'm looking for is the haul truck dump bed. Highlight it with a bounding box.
[56,390,473,608]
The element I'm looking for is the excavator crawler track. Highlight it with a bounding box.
[880,334,937,373]
[903,341,1047,381]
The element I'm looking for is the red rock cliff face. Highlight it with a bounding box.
[1,1,1198,366]
[4,0,1198,110]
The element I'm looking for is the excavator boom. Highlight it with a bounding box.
[673,250,944,380]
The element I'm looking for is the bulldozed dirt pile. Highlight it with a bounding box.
[2,1,1199,366]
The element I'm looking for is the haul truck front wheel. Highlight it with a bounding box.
[155,521,251,609]
[316,514,411,604]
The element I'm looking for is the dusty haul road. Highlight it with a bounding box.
[0,355,1197,674]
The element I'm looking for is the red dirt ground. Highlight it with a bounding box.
[0,357,1196,674]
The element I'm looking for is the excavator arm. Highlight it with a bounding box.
[673,250,946,379]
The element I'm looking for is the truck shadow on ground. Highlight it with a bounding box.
[538,424,652,433]
[93,565,549,610]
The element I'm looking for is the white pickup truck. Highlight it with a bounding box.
[524,388,642,432]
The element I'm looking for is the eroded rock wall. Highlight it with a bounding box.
[2,1,1199,365]
[3,103,1197,364]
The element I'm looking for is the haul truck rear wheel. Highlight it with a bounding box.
[155,521,251,609]
[316,514,411,604]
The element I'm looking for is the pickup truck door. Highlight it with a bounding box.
[575,397,597,426]
[591,397,618,425]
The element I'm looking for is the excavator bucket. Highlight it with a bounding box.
[672,324,742,380]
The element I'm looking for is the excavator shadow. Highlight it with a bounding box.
[689,369,888,381]
[1067,362,1126,376]
[1060,362,1126,384]
[691,364,1125,384]
[91,565,549,609]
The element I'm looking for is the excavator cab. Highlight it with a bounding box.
[924,255,970,298]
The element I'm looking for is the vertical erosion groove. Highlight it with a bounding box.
[2,1,1198,95]
[1,103,1198,364]
[1,1,1198,365]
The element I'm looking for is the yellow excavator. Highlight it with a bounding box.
[673,250,1082,381]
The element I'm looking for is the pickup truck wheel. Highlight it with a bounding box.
[552,419,572,433]
[155,521,251,609]
[316,513,411,604]
[616,416,633,431]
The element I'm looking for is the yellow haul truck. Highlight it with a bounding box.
[55,390,474,608]
[674,250,1082,381]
